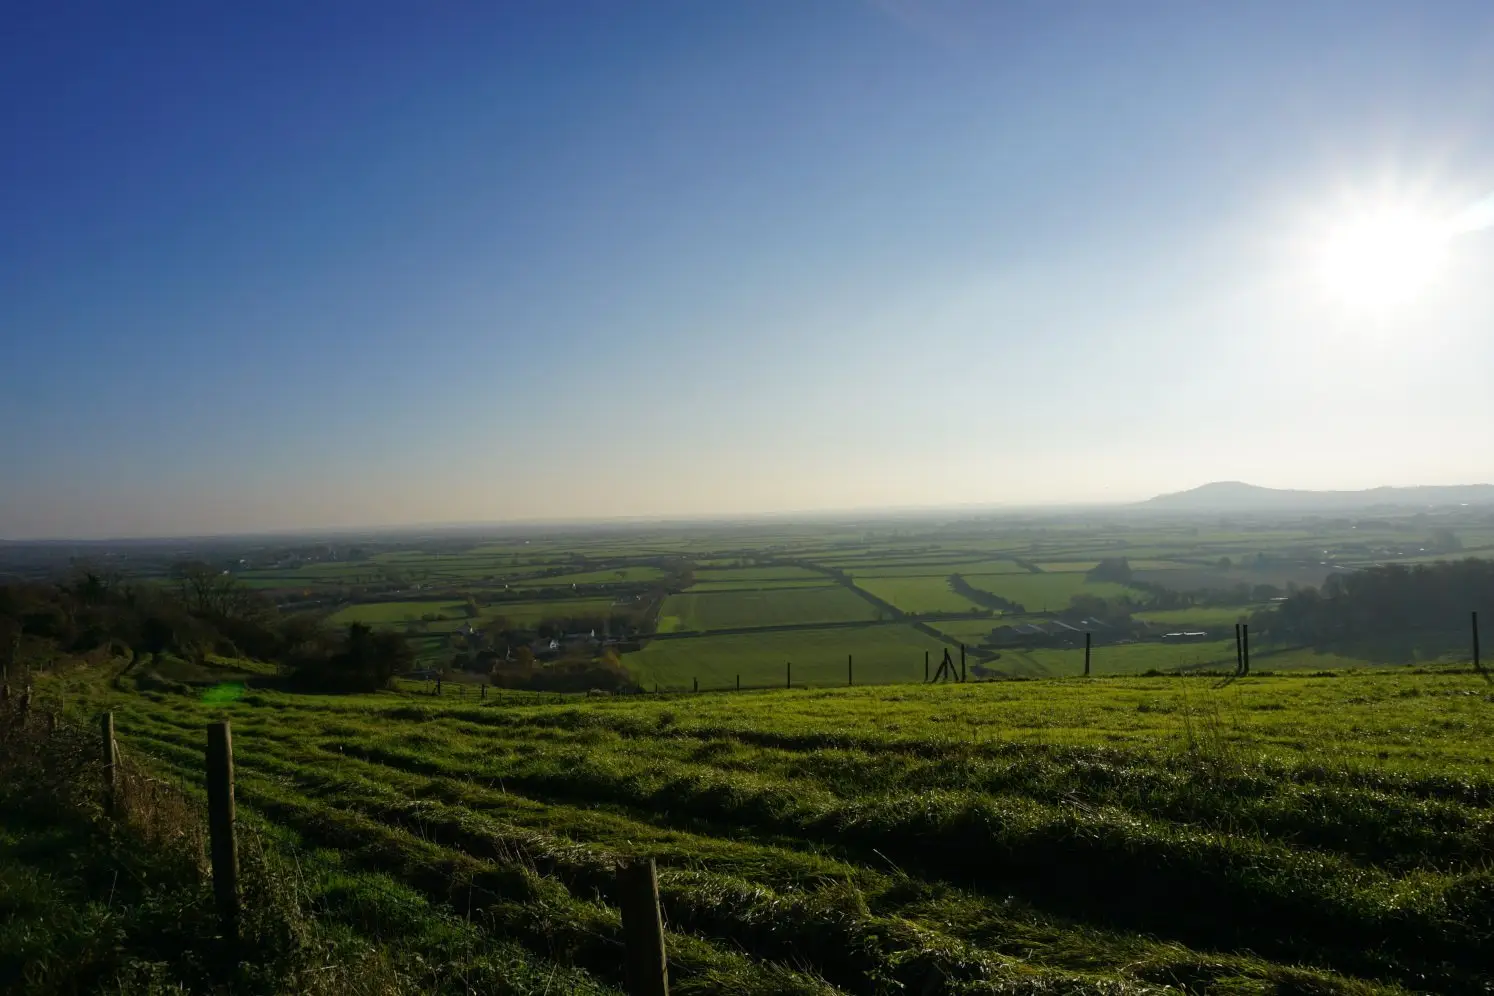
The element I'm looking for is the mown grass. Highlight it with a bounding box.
[17,661,1494,994]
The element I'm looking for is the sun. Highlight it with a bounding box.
[1313,204,1450,313]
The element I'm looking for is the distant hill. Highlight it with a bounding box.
[1140,481,1494,512]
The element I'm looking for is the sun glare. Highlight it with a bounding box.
[1313,204,1449,313]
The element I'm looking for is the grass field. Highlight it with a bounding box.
[684,578,835,592]
[328,600,471,626]
[481,597,625,627]
[837,558,1028,577]
[513,566,666,587]
[852,576,987,614]
[656,586,878,633]
[994,641,1419,677]
[927,618,1006,645]
[625,623,949,687]
[692,565,828,583]
[1136,606,1260,627]
[962,573,1136,611]
[22,661,1494,995]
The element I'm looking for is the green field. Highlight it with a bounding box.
[838,558,1027,577]
[692,565,827,583]
[1136,605,1259,627]
[624,623,949,687]
[656,586,877,633]
[21,662,1494,994]
[992,640,1413,677]
[927,618,1006,645]
[514,566,666,587]
[684,577,835,591]
[962,572,1136,611]
[328,600,471,626]
[852,576,987,614]
[482,597,624,627]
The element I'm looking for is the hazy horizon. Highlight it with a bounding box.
[6,3,1494,540]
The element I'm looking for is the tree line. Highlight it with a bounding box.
[0,564,412,693]
[1251,559,1494,651]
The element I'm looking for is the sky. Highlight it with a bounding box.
[4,1,1494,539]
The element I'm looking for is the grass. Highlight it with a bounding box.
[657,586,878,633]
[1136,606,1260,627]
[852,576,988,614]
[482,597,623,627]
[328,600,471,626]
[513,567,666,587]
[962,573,1136,612]
[20,660,1494,995]
[692,566,827,583]
[624,623,950,687]
[839,558,1028,577]
[684,578,836,591]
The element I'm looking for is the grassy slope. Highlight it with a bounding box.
[25,662,1494,995]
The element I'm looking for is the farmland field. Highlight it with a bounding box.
[685,577,834,592]
[23,662,1494,995]
[328,600,472,626]
[625,623,949,687]
[836,558,1028,577]
[961,573,1136,611]
[852,576,988,614]
[692,565,827,583]
[482,597,624,627]
[656,586,877,633]
[512,566,666,587]
[1135,605,1259,627]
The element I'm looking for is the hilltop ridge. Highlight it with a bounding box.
[1142,481,1494,512]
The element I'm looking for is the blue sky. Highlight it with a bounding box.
[4,1,1494,538]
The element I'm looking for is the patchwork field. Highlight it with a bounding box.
[656,586,877,633]
[691,565,827,583]
[852,576,988,614]
[23,663,1494,995]
[513,566,666,587]
[328,600,472,626]
[1136,606,1260,627]
[836,558,1028,577]
[962,573,1136,611]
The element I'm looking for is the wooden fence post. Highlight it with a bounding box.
[206,722,240,943]
[848,654,853,687]
[735,674,740,691]
[960,644,967,683]
[101,712,116,817]
[692,677,698,693]
[1241,624,1250,676]
[481,684,487,700]
[924,650,929,683]
[1474,611,1483,675]
[1084,632,1091,676]
[617,858,669,996]
[786,661,791,689]
[1234,624,1242,676]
